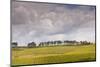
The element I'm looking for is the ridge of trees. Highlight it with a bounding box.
[12,40,94,48]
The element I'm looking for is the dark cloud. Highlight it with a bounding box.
[12,1,96,46]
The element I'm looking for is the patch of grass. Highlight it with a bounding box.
[12,44,96,66]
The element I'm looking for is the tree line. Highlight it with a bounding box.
[12,40,93,48]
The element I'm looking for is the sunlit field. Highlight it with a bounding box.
[12,44,96,66]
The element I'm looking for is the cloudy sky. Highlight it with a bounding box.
[12,1,96,46]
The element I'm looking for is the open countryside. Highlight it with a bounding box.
[12,40,96,66]
[12,1,96,66]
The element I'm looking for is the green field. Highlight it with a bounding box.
[12,44,96,66]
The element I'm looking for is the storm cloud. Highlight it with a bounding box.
[12,1,96,46]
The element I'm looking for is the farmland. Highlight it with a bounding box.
[12,44,96,66]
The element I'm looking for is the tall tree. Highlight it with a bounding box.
[28,42,36,48]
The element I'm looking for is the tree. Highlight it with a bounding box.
[39,43,42,47]
[28,42,36,48]
[12,42,18,48]
[80,41,91,45]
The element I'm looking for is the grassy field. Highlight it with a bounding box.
[12,44,96,66]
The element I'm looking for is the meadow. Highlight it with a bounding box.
[12,44,96,66]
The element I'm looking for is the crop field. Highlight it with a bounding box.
[12,44,96,66]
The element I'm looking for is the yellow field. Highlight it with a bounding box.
[12,44,96,66]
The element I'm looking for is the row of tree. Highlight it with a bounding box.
[12,40,93,48]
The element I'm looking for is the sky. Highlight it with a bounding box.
[12,1,96,46]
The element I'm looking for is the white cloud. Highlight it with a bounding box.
[12,1,96,45]
[47,34,66,41]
